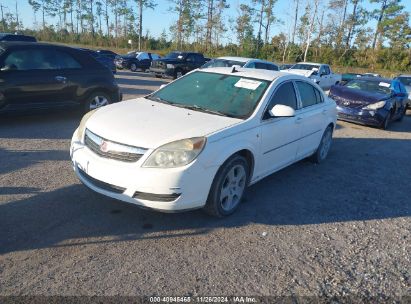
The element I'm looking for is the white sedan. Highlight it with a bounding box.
[70,68,337,217]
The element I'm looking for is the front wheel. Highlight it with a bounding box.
[311,126,333,164]
[204,155,249,217]
[396,106,406,122]
[84,92,111,113]
[173,69,183,80]
[130,63,137,72]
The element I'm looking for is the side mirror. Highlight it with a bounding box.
[269,104,295,117]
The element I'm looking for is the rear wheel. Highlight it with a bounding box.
[311,126,333,164]
[84,92,111,113]
[204,155,249,217]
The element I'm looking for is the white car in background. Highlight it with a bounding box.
[70,68,337,217]
[286,62,342,90]
[203,56,279,71]
[395,74,411,108]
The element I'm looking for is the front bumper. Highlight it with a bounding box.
[70,132,218,212]
[149,67,175,78]
[336,105,388,127]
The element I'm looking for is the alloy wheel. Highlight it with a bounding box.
[89,95,109,110]
[219,165,247,212]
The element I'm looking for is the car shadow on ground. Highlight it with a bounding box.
[1,137,410,255]
[0,110,81,140]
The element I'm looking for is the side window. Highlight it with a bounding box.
[3,49,81,70]
[246,62,256,68]
[296,81,321,108]
[186,54,195,62]
[137,52,150,60]
[264,82,298,119]
[254,62,267,70]
[323,65,331,75]
[268,64,279,71]
[194,54,203,62]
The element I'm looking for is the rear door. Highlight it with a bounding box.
[294,80,327,159]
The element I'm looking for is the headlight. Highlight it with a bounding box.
[363,101,386,110]
[166,64,175,69]
[143,137,206,168]
[76,109,98,142]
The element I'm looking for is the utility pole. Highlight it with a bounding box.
[0,4,6,32]
[15,1,19,32]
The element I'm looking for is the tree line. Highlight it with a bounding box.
[0,0,410,72]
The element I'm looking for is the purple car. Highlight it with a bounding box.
[329,77,408,130]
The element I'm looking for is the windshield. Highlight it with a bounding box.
[147,71,270,119]
[345,79,392,95]
[291,64,320,71]
[202,59,245,68]
[165,52,185,60]
[398,77,411,86]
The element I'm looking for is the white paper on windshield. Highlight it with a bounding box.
[379,82,390,87]
[235,78,262,90]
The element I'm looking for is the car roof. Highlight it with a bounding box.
[217,56,252,63]
[200,67,308,82]
[398,74,411,77]
[294,62,323,65]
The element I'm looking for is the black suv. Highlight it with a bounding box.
[0,42,121,114]
[150,51,207,79]
[0,33,37,42]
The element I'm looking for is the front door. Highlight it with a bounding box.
[258,81,302,177]
[0,47,78,110]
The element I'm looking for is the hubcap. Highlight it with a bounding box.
[220,165,246,212]
[90,95,109,110]
[320,129,332,160]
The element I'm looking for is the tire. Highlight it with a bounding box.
[130,63,137,72]
[84,91,111,113]
[155,74,162,78]
[381,113,391,130]
[203,155,250,217]
[396,106,406,122]
[311,125,333,164]
[173,69,183,80]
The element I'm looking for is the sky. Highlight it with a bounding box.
[1,0,411,44]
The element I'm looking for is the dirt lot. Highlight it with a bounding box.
[0,71,410,302]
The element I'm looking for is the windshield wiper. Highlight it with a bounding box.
[172,104,236,117]
[145,95,170,104]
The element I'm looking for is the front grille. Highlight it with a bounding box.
[78,167,126,194]
[152,60,165,69]
[84,129,147,163]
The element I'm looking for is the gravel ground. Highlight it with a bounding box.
[0,71,410,302]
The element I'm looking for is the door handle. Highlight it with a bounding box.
[55,76,67,83]
[295,117,303,124]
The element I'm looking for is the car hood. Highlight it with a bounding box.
[86,98,242,149]
[330,84,389,107]
[286,69,317,77]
